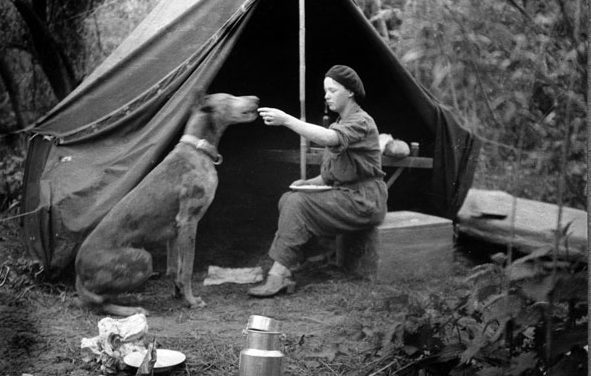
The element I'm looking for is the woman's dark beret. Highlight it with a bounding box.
[325,65,366,100]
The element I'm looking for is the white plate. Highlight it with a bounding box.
[289,184,333,192]
[124,349,186,372]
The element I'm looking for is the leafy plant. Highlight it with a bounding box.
[362,248,587,376]
[393,0,588,210]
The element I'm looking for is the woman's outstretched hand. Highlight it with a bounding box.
[258,107,338,147]
[258,107,292,126]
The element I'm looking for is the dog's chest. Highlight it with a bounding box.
[166,146,218,176]
[159,147,218,198]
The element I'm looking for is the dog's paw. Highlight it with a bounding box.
[149,271,162,280]
[165,268,177,278]
[172,286,182,299]
[187,296,207,309]
[133,306,150,316]
[102,303,150,317]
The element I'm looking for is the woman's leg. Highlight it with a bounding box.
[249,185,384,297]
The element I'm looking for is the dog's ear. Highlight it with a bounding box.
[187,87,207,113]
[199,95,213,113]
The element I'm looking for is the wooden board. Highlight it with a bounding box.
[456,189,587,258]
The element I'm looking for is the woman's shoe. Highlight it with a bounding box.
[247,274,296,297]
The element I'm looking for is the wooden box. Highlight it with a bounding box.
[338,211,454,282]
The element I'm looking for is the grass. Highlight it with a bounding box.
[0,218,478,376]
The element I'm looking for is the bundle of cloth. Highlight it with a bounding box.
[378,133,410,159]
[81,313,149,374]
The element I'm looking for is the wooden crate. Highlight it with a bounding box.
[338,211,454,282]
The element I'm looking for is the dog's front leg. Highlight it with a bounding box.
[166,238,183,299]
[166,239,178,278]
[175,184,208,308]
[174,219,205,308]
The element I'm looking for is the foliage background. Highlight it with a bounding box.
[391,0,587,209]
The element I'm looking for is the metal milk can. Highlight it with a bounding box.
[239,315,285,376]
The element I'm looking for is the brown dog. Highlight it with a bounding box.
[75,93,259,316]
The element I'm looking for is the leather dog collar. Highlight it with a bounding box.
[180,135,223,165]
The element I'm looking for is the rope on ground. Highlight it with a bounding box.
[0,206,45,223]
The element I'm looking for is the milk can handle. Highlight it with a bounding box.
[241,328,287,341]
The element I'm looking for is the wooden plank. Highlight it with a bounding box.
[457,189,587,258]
[260,148,433,168]
[383,156,433,168]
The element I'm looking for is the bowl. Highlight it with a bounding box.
[123,349,186,373]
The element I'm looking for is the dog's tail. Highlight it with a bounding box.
[76,276,105,305]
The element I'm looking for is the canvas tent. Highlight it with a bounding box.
[21,0,480,278]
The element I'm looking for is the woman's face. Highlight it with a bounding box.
[324,77,353,114]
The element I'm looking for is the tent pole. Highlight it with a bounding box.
[299,0,307,180]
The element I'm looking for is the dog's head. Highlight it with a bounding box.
[184,93,259,141]
[201,93,260,126]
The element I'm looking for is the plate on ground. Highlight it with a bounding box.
[289,184,333,192]
[124,349,186,373]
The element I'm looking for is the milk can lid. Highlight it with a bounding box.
[247,315,281,332]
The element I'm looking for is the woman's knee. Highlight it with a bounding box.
[278,191,305,212]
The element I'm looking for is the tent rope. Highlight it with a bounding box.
[0,206,45,223]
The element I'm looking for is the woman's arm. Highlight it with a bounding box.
[258,107,339,147]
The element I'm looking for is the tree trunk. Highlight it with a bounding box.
[11,0,76,100]
[0,53,26,132]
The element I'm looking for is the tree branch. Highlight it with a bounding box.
[556,0,576,42]
[506,0,535,23]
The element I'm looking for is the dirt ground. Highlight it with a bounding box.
[0,219,479,376]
